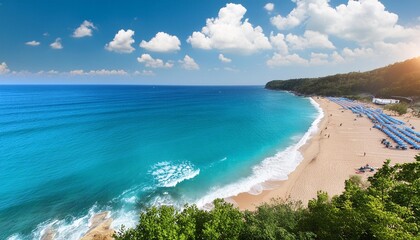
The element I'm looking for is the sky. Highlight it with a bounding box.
[0,0,420,85]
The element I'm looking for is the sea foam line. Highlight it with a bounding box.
[196,97,324,208]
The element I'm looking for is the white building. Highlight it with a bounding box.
[372,98,400,105]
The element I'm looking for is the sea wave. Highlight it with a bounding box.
[10,189,141,240]
[8,98,322,239]
[195,97,324,208]
[149,161,200,188]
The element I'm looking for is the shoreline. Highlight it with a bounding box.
[55,96,419,239]
[232,97,420,210]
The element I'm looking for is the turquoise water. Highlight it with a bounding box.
[0,85,320,239]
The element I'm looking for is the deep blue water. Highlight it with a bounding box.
[0,85,319,239]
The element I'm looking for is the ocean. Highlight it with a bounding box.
[0,85,322,239]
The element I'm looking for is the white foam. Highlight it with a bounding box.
[28,205,97,240]
[110,209,138,230]
[196,97,324,208]
[150,161,200,187]
[20,202,139,240]
[6,234,21,240]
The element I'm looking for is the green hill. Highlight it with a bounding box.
[265,57,420,98]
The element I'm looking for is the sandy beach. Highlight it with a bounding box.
[233,97,420,210]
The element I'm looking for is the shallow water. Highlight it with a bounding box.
[0,85,319,239]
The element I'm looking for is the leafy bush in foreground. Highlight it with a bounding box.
[115,155,420,240]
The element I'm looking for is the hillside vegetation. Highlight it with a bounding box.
[115,155,420,240]
[266,57,420,98]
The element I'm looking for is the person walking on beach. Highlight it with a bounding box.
[364,152,366,157]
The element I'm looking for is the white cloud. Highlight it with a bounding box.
[50,38,63,49]
[218,54,232,63]
[331,51,345,63]
[48,70,59,74]
[342,47,373,59]
[37,70,59,75]
[270,0,308,30]
[134,70,155,76]
[25,40,40,46]
[339,41,420,63]
[270,0,420,44]
[70,69,128,75]
[372,41,420,61]
[269,32,288,54]
[267,53,308,67]
[69,70,84,75]
[264,3,274,12]
[105,29,135,53]
[137,54,173,68]
[187,3,271,53]
[73,20,96,38]
[286,30,335,50]
[179,55,199,70]
[0,62,10,74]
[309,52,329,65]
[140,32,181,52]
[10,70,32,76]
[88,69,127,75]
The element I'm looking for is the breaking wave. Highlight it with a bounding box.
[150,161,200,188]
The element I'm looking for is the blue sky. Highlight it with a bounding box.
[0,0,419,85]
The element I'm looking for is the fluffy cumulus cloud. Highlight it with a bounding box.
[140,32,181,52]
[266,0,420,68]
[309,52,329,65]
[286,30,335,50]
[187,3,271,53]
[73,20,96,38]
[267,53,308,67]
[25,40,40,46]
[264,3,274,12]
[342,47,374,59]
[179,55,199,70]
[50,38,63,49]
[0,62,10,74]
[105,29,135,53]
[270,0,420,44]
[218,54,232,63]
[137,54,173,68]
[269,33,288,54]
[70,69,127,75]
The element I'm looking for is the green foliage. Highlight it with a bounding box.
[241,199,315,240]
[384,103,409,115]
[115,155,420,240]
[202,199,244,239]
[266,57,420,98]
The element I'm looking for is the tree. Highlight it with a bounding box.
[115,155,420,240]
[202,199,244,240]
